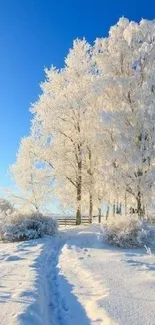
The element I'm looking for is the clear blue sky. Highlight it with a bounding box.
[0,0,155,189]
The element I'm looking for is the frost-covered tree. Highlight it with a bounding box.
[31,39,98,224]
[95,18,155,216]
[11,136,54,213]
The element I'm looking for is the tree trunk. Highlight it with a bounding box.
[76,161,82,225]
[113,201,115,216]
[116,201,119,214]
[89,192,93,223]
[136,190,144,218]
[76,204,81,225]
[76,185,81,225]
[124,191,127,216]
[98,207,101,223]
[119,202,122,215]
[87,147,93,224]
[106,205,110,220]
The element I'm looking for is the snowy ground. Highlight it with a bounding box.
[0,225,155,325]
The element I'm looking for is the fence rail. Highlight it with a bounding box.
[57,217,90,226]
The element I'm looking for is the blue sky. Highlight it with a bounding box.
[0,0,155,191]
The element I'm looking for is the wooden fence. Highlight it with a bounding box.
[57,217,90,226]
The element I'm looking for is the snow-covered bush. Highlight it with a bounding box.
[0,211,58,242]
[0,198,14,214]
[100,215,151,248]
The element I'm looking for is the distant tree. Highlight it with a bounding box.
[11,136,54,213]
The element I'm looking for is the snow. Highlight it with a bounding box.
[0,236,63,325]
[0,225,155,324]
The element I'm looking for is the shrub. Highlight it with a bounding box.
[100,215,151,248]
[0,211,58,242]
[0,198,14,214]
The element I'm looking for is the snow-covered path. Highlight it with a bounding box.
[52,225,155,325]
[1,225,155,325]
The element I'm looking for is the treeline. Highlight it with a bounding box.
[11,18,155,224]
